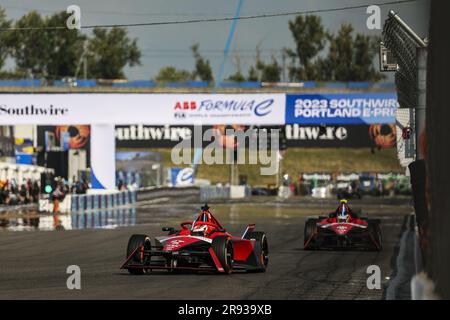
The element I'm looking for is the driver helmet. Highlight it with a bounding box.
[192,224,209,236]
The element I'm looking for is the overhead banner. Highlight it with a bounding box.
[0,94,285,125]
[116,124,396,149]
[285,93,398,124]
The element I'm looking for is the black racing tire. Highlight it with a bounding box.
[367,220,382,251]
[244,231,269,272]
[212,236,233,274]
[304,218,318,250]
[126,234,151,275]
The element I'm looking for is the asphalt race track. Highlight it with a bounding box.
[0,198,411,299]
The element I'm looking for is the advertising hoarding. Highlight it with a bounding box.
[0,94,285,125]
[285,93,398,124]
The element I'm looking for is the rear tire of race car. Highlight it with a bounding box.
[244,231,269,272]
[304,218,318,250]
[126,234,151,275]
[368,220,382,251]
[212,236,233,274]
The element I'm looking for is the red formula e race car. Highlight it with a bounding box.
[303,199,382,251]
[120,204,269,274]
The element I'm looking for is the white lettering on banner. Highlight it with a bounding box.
[0,104,68,116]
[116,125,192,141]
[285,125,349,141]
[293,97,398,119]
[0,94,285,125]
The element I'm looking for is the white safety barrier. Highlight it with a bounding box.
[71,190,137,212]
[278,186,292,199]
[38,190,137,213]
[39,196,72,213]
[230,186,246,199]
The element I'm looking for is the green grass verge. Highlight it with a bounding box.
[129,147,403,186]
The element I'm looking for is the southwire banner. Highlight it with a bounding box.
[116,124,396,149]
[285,93,398,124]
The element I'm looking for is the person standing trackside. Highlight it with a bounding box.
[51,179,66,229]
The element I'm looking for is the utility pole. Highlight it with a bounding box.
[416,47,427,160]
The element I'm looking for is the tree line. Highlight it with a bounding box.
[0,7,382,82]
[0,8,140,80]
[156,14,383,83]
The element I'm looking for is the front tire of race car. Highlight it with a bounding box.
[368,220,382,251]
[244,231,269,272]
[212,236,233,274]
[126,234,151,275]
[304,218,318,250]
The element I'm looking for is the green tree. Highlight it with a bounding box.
[286,15,325,80]
[44,12,86,79]
[191,43,213,82]
[247,65,258,81]
[286,14,383,82]
[8,11,48,78]
[243,47,281,82]
[86,27,141,79]
[154,66,193,82]
[257,57,281,82]
[315,25,384,82]
[333,23,354,81]
[0,7,12,71]
[352,34,383,81]
[227,71,245,82]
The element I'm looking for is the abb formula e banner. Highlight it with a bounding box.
[0,94,285,125]
[285,93,398,125]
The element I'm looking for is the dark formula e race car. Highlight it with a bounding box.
[120,204,268,274]
[303,200,382,251]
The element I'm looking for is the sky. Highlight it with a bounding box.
[0,0,431,81]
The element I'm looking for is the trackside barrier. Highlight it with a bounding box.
[0,79,42,87]
[39,191,137,213]
[199,186,251,201]
[70,190,137,212]
[200,186,230,202]
[0,80,397,89]
[39,196,72,213]
[136,186,200,202]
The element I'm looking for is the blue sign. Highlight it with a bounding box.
[16,153,33,164]
[170,167,194,186]
[285,93,398,125]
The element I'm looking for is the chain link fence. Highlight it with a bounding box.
[382,14,420,109]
